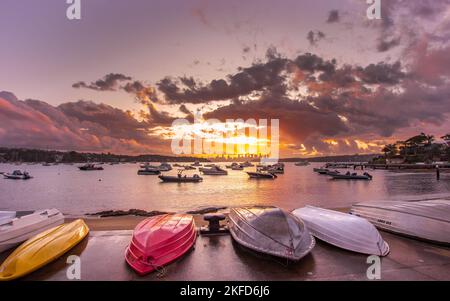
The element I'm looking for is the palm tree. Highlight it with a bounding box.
[382,144,397,158]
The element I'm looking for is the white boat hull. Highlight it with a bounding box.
[351,200,450,245]
[292,206,389,256]
[0,209,64,253]
[229,206,315,261]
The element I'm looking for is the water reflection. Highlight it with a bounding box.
[0,163,448,214]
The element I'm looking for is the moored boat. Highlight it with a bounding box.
[158,170,203,183]
[78,163,104,171]
[295,161,310,166]
[350,199,450,245]
[292,206,389,256]
[229,206,315,260]
[137,167,161,175]
[331,172,372,180]
[3,170,33,180]
[0,209,65,253]
[240,161,254,167]
[313,167,329,174]
[246,171,277,179]
[125,214,197,276]
[199,165,228,175]
[0,219,89,281]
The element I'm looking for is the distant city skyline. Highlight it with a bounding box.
[1,0,450,157]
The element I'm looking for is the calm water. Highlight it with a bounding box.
[1,163,449,215]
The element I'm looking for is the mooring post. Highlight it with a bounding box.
[436,165,440,180]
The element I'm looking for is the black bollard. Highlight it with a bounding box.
[436,165,440,180]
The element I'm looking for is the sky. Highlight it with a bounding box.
[1,0,450,157]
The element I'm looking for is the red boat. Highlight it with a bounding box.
[125,214,197,276]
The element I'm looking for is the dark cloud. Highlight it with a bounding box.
[377,37,401,52]
[307,30,326,46]
[72,73,132,91]
[326,10,339,23]
[157,49,288,104]
[358,61,405,84]
[0,92,169,154]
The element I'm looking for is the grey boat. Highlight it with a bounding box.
[229,206,315,260]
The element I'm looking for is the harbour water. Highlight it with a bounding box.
[0,163,449,215]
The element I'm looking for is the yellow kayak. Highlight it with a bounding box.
[0,219,89,281]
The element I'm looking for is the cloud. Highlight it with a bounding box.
[72,73,132,91]
[307,30,326,46]
[326,10,339,23]
[0,91,169,154]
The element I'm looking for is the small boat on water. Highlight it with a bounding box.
[125,214,197,276]
[78,163,104,171]
[231,165,244,170]
[3,170,33,180]
[229,206,315,260]
[313,167,329,174]
[292,206,389,256]
[199,165,228,175]
[182,165,196,170]
[158,170,203,183]
[0,219,89,281]
[240,161,254,167]
[226,162,242,169]
[137,167,161,175]
[42,162,52,167]
[326,170,341,176]
[247,171,277,179]
[350,199,450,245]
[140,162,172,171]
[331,172,372,180]
[295,161,310,166]
[0,209,65,253]
[191,161,202,167]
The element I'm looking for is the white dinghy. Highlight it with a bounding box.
[0,208,64,253]
[229,206,315,261]
[292,206,389,256]
[351,199,450,245]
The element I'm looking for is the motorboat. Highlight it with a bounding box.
[247,171,277,179]
[266,163,284,174]
[158,163,172,171]
[295,161,310,166]
[331,172,372,180]
[350,199,450,245]
[140,162,172,171]
[182,165,196,170]
[137,167,161,175]
[229,206,315,260]
[313,167,329,174]
[3,170,33,180]
[231,165,244,170]
[191,161,202,167]
[158,170,203,183]
[326,170,341,176]
[204,163,216,167]
[125,214,197,276]
[78,163,104,171]
[226,162,242,169]
[0,209,65,253]
[0,219,89,281]
[42,162,52,167]
[199,166,228,175]
[292,206,389,256]
[240,161,254,167]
